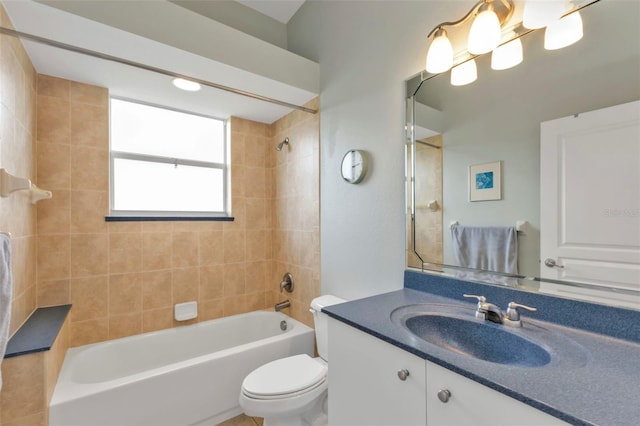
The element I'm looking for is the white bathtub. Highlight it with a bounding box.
[50,310,315,426]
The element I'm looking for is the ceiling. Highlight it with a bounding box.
[236,0,306,23]
[2,0,317,124]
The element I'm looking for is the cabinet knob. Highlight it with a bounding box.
[437,389,452,403]
[397,369,410,381]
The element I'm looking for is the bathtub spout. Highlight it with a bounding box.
[275,300,290,312]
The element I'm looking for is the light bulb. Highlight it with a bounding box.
[491,38,523,70]
[172,78,201,92]
[451,59,477,86]
[523,0,567,29]
[468,5,502,55]
[426,28,454,74]
[545,10,583,50]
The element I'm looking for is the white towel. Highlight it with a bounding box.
[0,233,12,391]
[451,225,518,274]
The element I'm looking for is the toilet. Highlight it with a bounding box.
[239,295,345,426]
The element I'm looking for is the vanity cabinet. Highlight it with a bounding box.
[329,318,427,425]
[329,318,567,426]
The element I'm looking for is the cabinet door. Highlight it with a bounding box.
[328,319,427,426]
[426,361,568,425]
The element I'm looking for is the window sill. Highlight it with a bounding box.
[105,216,234,222]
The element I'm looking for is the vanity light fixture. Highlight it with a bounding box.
[172,78,201,92]
[544,8,583,50]
[491,36,523,70]
[424,0,591,86]
[451,59,478,86]
[425,0,515,74]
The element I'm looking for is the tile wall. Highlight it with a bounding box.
[34,76,320,346]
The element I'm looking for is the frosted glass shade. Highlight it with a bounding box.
[545,11,583,50]
[491,38,523,70]
[172,78,201,91]
[426,29,454,73]
[523,0,566,29]
[468,8,502,54]
[451,60,477,86]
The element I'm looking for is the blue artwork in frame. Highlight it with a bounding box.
[469,161,502,201]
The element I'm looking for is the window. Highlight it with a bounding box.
[109,98,229,219]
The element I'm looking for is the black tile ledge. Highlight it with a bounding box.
[4,305,71,359]
[105,216,234,222]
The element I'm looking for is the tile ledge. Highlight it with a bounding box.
[4,305,71,358]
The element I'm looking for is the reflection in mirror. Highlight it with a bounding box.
[406,0,640,309]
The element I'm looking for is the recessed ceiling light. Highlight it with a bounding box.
[172,78,201,92]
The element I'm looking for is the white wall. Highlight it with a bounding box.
[287,1,465,300]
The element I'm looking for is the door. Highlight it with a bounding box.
[540,101,640,305]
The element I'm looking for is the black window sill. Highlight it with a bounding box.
[105,216,234,222]
[4,305,71,359]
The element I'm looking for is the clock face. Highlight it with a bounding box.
[341,150,368,184]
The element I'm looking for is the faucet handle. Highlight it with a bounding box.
[463,294,486,304]
[505,302,537,324]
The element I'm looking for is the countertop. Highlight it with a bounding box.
[323,279,640,426]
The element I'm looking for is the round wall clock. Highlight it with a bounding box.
[341,149,368,184]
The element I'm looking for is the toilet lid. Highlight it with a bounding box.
[242,354,327,398]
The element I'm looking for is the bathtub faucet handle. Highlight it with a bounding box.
[279,272,294,293]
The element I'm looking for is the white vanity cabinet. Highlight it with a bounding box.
[329,318,567,426]
[328,318,427,425]
[426,360,567,425]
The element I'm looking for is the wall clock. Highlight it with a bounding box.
[341,149,368,184]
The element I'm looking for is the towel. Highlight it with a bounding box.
[451,225,518,274]
[0,233,12,391]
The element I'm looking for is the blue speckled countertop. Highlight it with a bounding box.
[323,271,640,426]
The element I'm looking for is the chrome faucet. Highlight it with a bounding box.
[275,300,290,312]
[463,294,536,327]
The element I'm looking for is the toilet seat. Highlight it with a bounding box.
[242,354,327,400]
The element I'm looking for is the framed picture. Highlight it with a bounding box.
[469,161,502,201]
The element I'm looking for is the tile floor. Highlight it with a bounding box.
[217,413,264,426]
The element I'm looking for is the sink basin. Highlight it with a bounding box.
[403,313,551,367]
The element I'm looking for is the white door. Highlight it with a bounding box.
[540,101,640,306]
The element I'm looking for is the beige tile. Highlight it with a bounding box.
[230,132,245,166]
[246,230,268,261]
[2,411,46,426]
[37,279,70,306]
[36,142,70,190]
[199,230,224,265]
[69,81,108,106]
[142,270,172,309]
[70,190,108,233]
[70,234,108,277]
[36,235,70,281]
[245,261,268,294]
[107,221,142,233]
[223,263,245,296]
[70,103,108,148]
[244,135,267,168]
[69,146,108,191]
[36,95,69,144]
[109,273,143,315]
[244,167,266,198]
[172,267,199,304]
[245,198,267,230]
[109,313,142,339]
[217,413,261,426]
[69,318,108,347]
[172,232,199,267]
[36,189,70,235]
[109,232,143,274]
[223,230,245,263]
[199,298,224,322]
[70,275,108,322]
[142,232,172,271]
[200,265,224,300]
[37,74,69,100]
[142,308,173,332]
[0,353,44,421]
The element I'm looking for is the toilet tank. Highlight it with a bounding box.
[310,295,346,362]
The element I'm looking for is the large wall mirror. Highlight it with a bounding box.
[406,0,640,309]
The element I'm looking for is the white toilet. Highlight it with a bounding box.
[239,295,345,426]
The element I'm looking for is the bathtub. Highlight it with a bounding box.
[50,310,315,426]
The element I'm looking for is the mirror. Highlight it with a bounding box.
[406,0,640,308]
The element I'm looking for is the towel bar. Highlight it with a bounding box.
[450,220,528,234]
